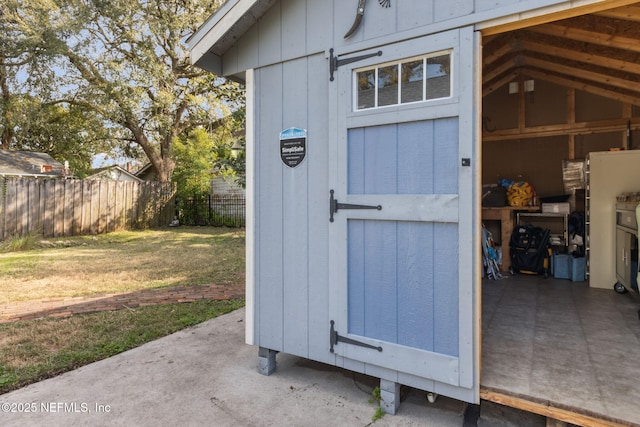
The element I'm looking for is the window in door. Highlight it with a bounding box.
[355,51,452,111]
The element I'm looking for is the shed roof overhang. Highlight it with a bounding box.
[187,0,276,77]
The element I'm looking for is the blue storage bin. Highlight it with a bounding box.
[553,253,571,279]
[569,256,586,282]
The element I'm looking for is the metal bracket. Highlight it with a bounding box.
[330,190,381,222]
[329,48,382,81]
[330,320,382,353]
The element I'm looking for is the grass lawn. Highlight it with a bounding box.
[0,227,245,394]
[0,227,245,302]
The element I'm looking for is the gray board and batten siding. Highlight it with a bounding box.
[189,0,622,78]
[189,0,622,407]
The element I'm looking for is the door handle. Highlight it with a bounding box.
[330,189,381,222]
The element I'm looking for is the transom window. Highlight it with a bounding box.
[355,51,452,111]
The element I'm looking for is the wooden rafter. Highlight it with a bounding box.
[482,115,640,142]
[483,56,520,87]
[482,3,640,106]
[522,56,640,93]
[528,23,640,54]
[595,5,640,22]
[483,41,513,69]
[521,68,640,107]
[518,40,640,76]
[480,0,639,36]
[482,72,518,97]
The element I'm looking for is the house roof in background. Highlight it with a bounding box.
[134,163,156,179]
[86,165,142,182]
[0,150,65,177]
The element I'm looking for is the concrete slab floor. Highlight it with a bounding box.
[0,308,546,427]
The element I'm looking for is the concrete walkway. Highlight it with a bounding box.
[0,308,545,426]
[0,284,546,425]
[0,283,244,323]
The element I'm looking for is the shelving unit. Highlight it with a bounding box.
[516,212,569,248]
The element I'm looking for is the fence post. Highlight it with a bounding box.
[0,177,5,240]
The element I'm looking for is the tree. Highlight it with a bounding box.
[173,109,245,200]
[172,127,216,197]
[4,0,243,181]
[0,0,59,148]
[12,99,110,177]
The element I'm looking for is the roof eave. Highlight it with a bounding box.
[188,0,277,76]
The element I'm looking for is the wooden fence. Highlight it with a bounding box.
[0,178,176,241]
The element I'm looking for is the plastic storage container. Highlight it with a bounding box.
[553,253,585,281]
[569,256,586,282]
[553,253,571,279]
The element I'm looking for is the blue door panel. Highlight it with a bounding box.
[434,223,459,357]
[397,221,435,350]
[347,129,366,194]
[433,118,459,194]
[349,119,458,195]
[348,220,459,356]
[398,121,435,195]
[346,118,460,357]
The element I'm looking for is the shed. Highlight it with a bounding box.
[189,1,640,424]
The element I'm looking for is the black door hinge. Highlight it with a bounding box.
[330,320,382,353]
[330,48,382,81]
[330,190,381,222]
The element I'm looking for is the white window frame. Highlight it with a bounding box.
[353,49,454,111]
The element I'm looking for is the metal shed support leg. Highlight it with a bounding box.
[379,379,401,415]
[258,347,277,376]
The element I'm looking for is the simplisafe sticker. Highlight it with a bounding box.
[280,127,307,168]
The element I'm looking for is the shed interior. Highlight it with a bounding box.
[480,3,640,425]
[482,3,640,214]
[482,3,640,181]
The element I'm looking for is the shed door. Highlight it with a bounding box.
[328,27,479,402]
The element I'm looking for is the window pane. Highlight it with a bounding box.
[357,70,376,110]
[378,65,399,107]
[426,54,451,100]
[401,60,424,104]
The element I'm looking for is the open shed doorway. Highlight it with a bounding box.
[479,3,640,425]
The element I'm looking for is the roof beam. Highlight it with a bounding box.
[483,55,520,85]
[483,39,515,69]
[522,56,640,93]
[482,72,519,97]
[483,116,640,142]
[521,68,640,106]
[519,39,640,76]
[529,23,640,54]
[595,5,640,22]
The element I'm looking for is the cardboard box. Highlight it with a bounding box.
[542,202,571,214]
